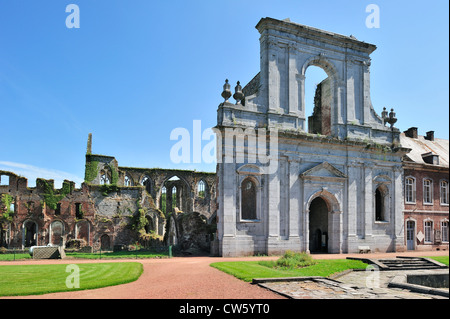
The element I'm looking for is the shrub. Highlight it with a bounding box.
[274,251,316,269]
[0,247,7,254]
[65,239,87,249]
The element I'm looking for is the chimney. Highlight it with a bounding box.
[404,127,418,139]
[425,131,435,141]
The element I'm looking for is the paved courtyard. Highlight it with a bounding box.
[0,250,447,299]
[258,269,449,299]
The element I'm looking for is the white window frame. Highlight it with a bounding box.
[441,220,449,243]
[424,220,433,244]
[405,176,416,204]
[440,180,449,206]
[423,179,433,205]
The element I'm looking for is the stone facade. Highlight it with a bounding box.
[216,17,410,256]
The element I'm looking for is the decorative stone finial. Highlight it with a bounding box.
[387,108,397,127]
[221,79,232,102]
[381,107,388,125]
[233,81,244,105]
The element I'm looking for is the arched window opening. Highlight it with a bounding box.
[144,216,154,234]
[50,221,64,246]
[305,66,330,135]
[124,175,133,186]
[198,180,206,198]
[23,221,37,247]
[241,178,257,220]
[172,186,177,211]
[160,186,167,213]
[100,173,110,185]
[141,176,152,194]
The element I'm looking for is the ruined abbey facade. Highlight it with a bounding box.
[0,135,216,252]
[1,17,447,256]
[215,18,410,256]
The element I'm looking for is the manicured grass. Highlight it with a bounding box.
[0,262,143,296]
[426,256,449,266]
[210,258,368,282]
[66,249,169,259]
[0,253,31,261]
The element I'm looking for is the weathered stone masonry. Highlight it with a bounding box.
[0,142,217,252]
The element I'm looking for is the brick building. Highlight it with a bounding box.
[401,127,449,251]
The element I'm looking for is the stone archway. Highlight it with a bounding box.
[306,190,342,254]
[309,197,329,253]
[100,234,111,250]
[23,220,38,247]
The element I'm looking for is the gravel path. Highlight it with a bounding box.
[0,250,447,299]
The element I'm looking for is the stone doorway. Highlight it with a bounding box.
[309,197,329,253]
[100,234,111,250]
[23,220,37,247]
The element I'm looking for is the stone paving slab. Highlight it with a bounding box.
[255,269,449,299]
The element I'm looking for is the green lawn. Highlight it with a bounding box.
[0,249,169,261]
[210,259,369,282]
[0,262,143,296]
[0,253,31,261]
[65,249,169,259]
[427,256,449,266]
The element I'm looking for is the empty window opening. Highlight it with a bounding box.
[100,174,110,185]
[375,186,388,222]
[124,175,133,187]
[55,203,61,215]
[305,66,330,135]
[141,176,151,194]
[75,203,83,219]
[0,175,9,186]
[172,186,177,211]
[198,180,206,198]
[160,186,167,213]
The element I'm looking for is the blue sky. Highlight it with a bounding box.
[0,0,448,188]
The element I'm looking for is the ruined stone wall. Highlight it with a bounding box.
[0,169,166,250]
[308,77,332,136]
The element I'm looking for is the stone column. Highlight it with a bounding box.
[288,44,299,116]
[289,159,301,242]
[363,162,374,239]
[296,74,306,130]
[393,165,405,251]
